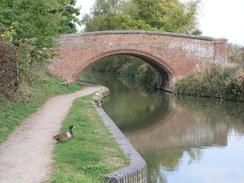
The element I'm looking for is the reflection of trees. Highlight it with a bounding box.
[146,150,183,171]
[104,90,170,131]
[126,103,228,151]
[142,148,202,183]
[82,72,171,131]
[175,96,244,132]
[128,96,243,183]
[185,148,201,165]
[80,71,244,183]
[144,150,183,183]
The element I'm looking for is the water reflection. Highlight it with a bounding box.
[81,72,171,131]
[80,72,244,183]
[135,97,244,183]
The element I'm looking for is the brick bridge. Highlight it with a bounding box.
[48,30,228,89]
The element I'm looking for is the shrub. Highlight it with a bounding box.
[0,40,17,99]
[174,66,244,101]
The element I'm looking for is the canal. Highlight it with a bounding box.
[81,72,244,183]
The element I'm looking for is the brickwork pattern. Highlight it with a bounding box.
[48,30,228,85]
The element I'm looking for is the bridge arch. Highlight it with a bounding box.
[83,49,175,89]
[48,30,228,89]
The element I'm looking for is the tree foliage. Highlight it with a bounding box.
[0,40,17,99]
[83,0,201,34]
[0,0,79,41]
[0,0,80,98]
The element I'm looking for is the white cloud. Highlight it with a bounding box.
[76,0,95,17]
[199,0,244,45]
[75,0,95,30]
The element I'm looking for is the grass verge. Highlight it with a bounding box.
[50,95,128,183]
[0,71,81,143]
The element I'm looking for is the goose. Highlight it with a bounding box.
[53,125,74,142]
[95,99,103,107]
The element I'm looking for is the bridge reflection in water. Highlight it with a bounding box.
[126,103,228,151]
[80,72,244,183]
[124,97,244,183]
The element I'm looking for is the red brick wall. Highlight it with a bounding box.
[48,31,228,84]
[213,39,228,66]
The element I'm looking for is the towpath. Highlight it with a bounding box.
[0,86,102,183]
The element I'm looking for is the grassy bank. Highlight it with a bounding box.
[50,95,128,183]
[174,66,244,101]
[0,71,81,143]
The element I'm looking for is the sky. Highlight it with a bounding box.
[76,0,244,46]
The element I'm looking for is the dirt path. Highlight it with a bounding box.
[0,86,102,183]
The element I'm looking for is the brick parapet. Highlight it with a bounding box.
[49,30,228,86]
[63,30,223,41]
[213,39,228,66]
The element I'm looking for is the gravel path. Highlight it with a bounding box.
[0,86,102,183]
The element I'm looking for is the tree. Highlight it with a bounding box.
[0,0,80,95]
[82,0,201,87]
[0,39,17,98]
[82,0,200,34]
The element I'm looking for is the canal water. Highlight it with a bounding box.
[81,72,244,183]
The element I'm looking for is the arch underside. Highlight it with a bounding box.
[83,49,175,89]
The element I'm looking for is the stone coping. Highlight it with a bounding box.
[94,106,147,183]
[61,30,227,42]
[92,87,147,183]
